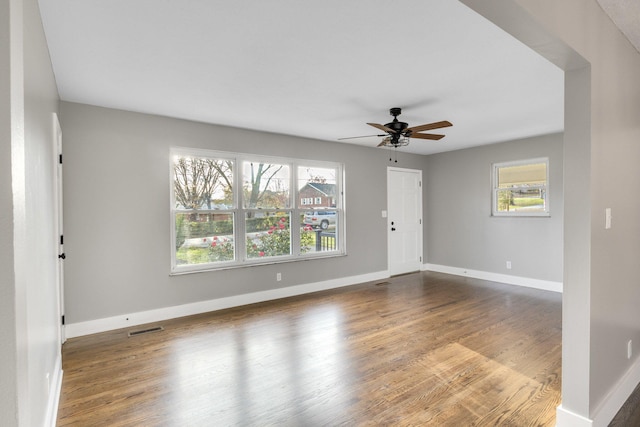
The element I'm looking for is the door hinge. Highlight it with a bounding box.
[59,154,63,164]
[61,315,65,326]
[60,235,64,245]
[419,181,422,187]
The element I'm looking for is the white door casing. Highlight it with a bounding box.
[53,113,65,343]
[387,167,423,276]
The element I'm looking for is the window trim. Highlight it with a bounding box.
[170,148,345,274]
[491,157,550,217]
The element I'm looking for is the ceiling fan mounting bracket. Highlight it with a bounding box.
[389,107,402,117]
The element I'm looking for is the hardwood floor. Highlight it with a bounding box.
[610,381,640,426]
[57,271,562,426]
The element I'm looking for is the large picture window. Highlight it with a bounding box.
[171,148,344,273]
[492,158,549,216]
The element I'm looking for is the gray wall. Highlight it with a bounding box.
[60,101,567,324]
[1,0,61,424]
[59,101,429,324]
[425,133,563,282]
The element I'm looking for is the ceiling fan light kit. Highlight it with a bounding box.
[340,107,452,150]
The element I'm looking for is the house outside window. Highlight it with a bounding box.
[492,158,549,216]
[299,182,336,209]
[171,148,344,273]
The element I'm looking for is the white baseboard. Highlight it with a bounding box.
[589,355,640,426]
[45,355,63,427]
[423,263,563,293]
[556,405,593,427]
[66,270,389,338]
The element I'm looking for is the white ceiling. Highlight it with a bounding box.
[38,0,566,155]
[597,0,640,54]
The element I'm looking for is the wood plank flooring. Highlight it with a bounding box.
[57,271,562,426]
[610,381,640,426]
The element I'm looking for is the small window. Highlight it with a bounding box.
[492,158,549,216]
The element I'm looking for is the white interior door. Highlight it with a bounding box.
[387,167,423,276]
[53,113,65,344]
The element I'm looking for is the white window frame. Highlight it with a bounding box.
[170,148,345,274]
[491,157,550,217]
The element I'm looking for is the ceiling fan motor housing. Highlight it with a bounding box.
[385,119,409,133]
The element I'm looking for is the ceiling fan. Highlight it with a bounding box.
[340,107,452,147]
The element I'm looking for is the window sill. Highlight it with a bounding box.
[170,252,347,276]
[491,213,551,218]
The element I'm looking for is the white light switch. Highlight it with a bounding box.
[381,210,387,218]
[605,208,612,229]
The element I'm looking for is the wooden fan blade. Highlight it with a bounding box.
[367,123,395,133]
[410,133,445,141]
[406,120,452,133]
[377,137,391,147]
[338,134,386,141]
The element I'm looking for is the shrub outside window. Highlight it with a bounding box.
[492,158,549,216]
[171,148,344,273]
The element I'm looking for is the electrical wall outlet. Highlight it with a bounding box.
[506,261,512,270]
[605,208,612,229]
[276,272,282,282]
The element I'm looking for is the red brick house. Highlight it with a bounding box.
[299,183,336,208]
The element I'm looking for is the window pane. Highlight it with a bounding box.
[297,166,338,208]
[175,212,235,265]
[497,162,546,188]
[242,162,290,209]
[246,211,291,258]
[493,159,548,216]
[173,156,233,210]
[496,188,546,213]
[301,211,338,253]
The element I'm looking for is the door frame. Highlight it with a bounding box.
[52,113,65,344]
[387,166,423,276]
